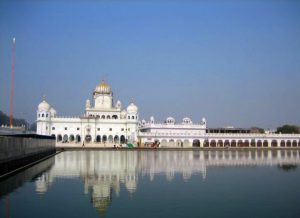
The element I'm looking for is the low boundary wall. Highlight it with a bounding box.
[0,134,56,175]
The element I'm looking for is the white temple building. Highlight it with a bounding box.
[36,81,300,148]
[36,80,139,145]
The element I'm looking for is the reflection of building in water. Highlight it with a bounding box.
[36,150,300,213]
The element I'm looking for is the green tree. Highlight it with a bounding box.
[276,125,300,134]
[0,110,29,128]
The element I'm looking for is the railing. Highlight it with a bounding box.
[138,132,300,139]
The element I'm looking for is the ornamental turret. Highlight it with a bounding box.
[37,97,51,135]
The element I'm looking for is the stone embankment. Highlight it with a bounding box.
[0,134,56,176]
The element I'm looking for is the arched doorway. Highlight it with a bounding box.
[85,135,92,143]
[169,139,175,147]
[251,140,256,147]
[217,140,223,147]
[96,135,101,143]
[57,134,62,142]
[108,135,113,143]
[231,140,236,147]
[63,134,68,143]
[224,140,230,147]
[237,140,243,147]
[210,140,216,147]
[257,140,262,147]
[263,140,268,147]
[161,139,168,147]
[120,135,126,144]
[244,140,250,147]
[114,135,119,143]
[76,135,81,143]
[203,140,209,147]
[292,140,297,147]
[69,134,75,142]
[102,135,107,143]
[192,139,200,147]
[176,139,182,147]
[287,140,291,147]
[271,140,278,147]
[280,140,285,147]
[183,139,190,147]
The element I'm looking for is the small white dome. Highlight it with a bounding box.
[166,117,175,125]
[50,107,57,116]
[121,110,127,119]
[182,117,192,125]
[38,100,51,111]
[115,100,122,109]
[86,99,91,108]
[127,103,138,113]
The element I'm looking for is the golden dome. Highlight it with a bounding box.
[95,80,111,94]
[98,80,109,89]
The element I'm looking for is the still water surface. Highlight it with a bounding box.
[1,150,300,218]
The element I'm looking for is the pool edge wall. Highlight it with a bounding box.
[0,135,56,176]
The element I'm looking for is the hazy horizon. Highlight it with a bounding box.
[0,0,299,129]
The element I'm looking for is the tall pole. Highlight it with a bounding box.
[9,37,16,128]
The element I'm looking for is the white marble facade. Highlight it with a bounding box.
[36,81,138,145]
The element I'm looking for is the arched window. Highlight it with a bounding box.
[128,116,130,119]
[107,115,111,119]
[38,114,40,117]
[112,115,118,119]
[42,114,44,117]
[132,116,135,120]
[101,115,105,119]
[46,114,48,118]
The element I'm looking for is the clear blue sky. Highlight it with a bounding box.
[0,0,299,128]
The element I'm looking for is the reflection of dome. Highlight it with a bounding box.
[95,80,111,94]
[127,103,138,113]
[35,180,48,194]
[125,179,137,194]
[38,100,51,111]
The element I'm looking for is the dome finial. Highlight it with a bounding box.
[42,95,46,101]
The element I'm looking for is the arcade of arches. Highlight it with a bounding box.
[55,134,127,144]
[152,138,300,148]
